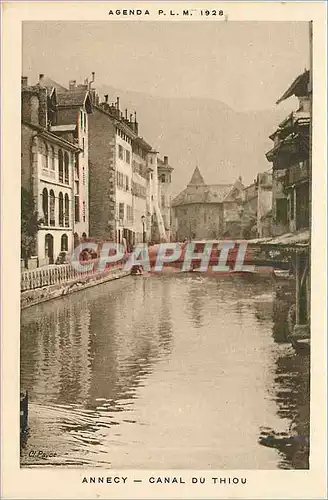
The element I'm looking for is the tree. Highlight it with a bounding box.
[21,187,42,266]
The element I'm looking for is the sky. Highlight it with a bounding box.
[22,21,310,112]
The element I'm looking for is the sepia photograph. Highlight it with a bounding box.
[18,18,314,471]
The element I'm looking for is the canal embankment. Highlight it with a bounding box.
[21,262,130,310]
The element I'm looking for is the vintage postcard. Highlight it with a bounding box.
[1,1,327,499]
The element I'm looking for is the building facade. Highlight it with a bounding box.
[132,137,153,243]
[158,156,173,242]
[171,166,244,241]
[266,70,310,238]
[55,79,93,244]
[266,69,311,334]
[88,94,170,245]
[21,76,80,266]
[256,171,273,238]
[21,72,173,266]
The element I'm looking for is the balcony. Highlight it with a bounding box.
[285,161,309,187]
[42,168,56,180]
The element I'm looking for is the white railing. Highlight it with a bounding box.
[20,260,125,292]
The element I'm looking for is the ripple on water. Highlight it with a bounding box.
[20,274,309,469]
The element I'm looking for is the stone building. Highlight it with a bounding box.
[265,68,311,335]
[240,181,258,238]
[158,156,174,242]
[21,72,173,263]
[54,78,93,244]
[256,171,273,238]
[26,74,94,246]
[266,69,310,237]
[21,75,81,266]
[171,166,245,241]
[132,136,152,243]
[88,94,168,245]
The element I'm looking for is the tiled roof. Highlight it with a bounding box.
[188,166,205,186]
[42,76,68,92]
[276,70,310,104]
[57,90,89,107]
[172,184,233,207]
[248,230,309,247]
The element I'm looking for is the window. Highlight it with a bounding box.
[74,232,79,248]
[80,110,83,130]
[82,138,85,157]
[74,156,79,178]
[82,167,85,185]
[289,190,295,220]
[119,203,124,221]
[161,174,166,183]
[83,201,86,222]
[64,152,69,184]
[58,149,63,183]
[83,112,86,132]
[42,188,48,225]
[45,234,54,264]
[61,234,68,251]
[126,205,133,222]
[50,146,55,170]
[58,192,64,226]
[126,150,131,164]
[276,198,288,225]
[75,194,80,222]
[125,176,129,191]
[42,142,48,170]
[118,144,124,160]
[161,195,165,207]
[64,194,69,227]
[49,190,55,226]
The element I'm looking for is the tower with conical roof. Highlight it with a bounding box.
[188,166,205,186]
[171,164,245,240]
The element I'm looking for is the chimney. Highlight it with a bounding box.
[39,74,45,87]
[129,113,133,122]
[116,97,120,110]
[133,111,139,134]
[69,80,77,90]
[89,71,95,88]
[38,87,48,128]
[125,109,128,119]
[104,94,109,103]
[164,156,168,165]
[21,76,28,88]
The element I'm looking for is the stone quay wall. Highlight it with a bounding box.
[21,261,130,310]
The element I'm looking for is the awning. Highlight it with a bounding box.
[248,230,310,249]
[276,70,310,104]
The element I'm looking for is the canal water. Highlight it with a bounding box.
[20,272,310,469]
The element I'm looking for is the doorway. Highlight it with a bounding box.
[45,233,54,264]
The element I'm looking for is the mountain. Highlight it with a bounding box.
[96,84,289,196]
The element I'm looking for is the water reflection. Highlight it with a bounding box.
[20,273,309,469]
[258,279,310,469]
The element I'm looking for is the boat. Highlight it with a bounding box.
[131,264,144,276]
[229,269,257,275]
